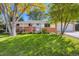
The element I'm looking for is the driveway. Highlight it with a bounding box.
[64,32,79,39]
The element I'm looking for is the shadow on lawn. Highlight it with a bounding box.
[0,34,79,56]
[0,33,9,38]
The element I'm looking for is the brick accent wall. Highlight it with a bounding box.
[16,26,35,33]
[43,27,56,33]
[24,27,35,32]
[16,27,56,33]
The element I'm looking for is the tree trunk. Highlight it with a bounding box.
[11,3,17,36]
[1,3,12,35]
[5,24,8,33]
[60,20,63,35]
[55,22,57,34]
[11,22,16,36]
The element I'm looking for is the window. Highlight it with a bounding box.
[37,23,39,25]
[29,23,32,26]
[45,23,50,27]
[16,24,19,26]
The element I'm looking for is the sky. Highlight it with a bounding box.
[22,13,29,21]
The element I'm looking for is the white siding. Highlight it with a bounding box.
[57,23,74,32]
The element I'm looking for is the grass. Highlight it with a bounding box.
[0,34,79,56]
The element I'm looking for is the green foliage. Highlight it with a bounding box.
[0,34,79,55]
[49,3,79,23]
[29,8,46,20]
[49,3,79,34]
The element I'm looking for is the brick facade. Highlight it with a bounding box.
[43,27,56,33]
[16,27,56,33]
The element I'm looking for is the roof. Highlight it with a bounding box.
[17,20,48,24]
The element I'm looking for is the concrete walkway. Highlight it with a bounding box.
[65,32,79,39]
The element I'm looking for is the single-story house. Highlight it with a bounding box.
[16,20,79,33]
[16,20,56,33]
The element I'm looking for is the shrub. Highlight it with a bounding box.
[41,29,49,34]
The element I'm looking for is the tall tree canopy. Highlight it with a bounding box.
[29,7,46,20]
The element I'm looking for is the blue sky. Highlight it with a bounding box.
[22,13,29,21]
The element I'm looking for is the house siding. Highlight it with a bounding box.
[57,23,74,32]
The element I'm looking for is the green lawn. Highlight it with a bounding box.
[0,34,79,56]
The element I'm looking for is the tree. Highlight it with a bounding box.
[0,3,46,36]
[49,3,79,35]
[0,15,4,33]
[29,7,46,20]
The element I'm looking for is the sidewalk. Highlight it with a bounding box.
[64,32,79,39]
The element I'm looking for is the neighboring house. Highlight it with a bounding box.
[16,20,56,33]
[57,21,79,32]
